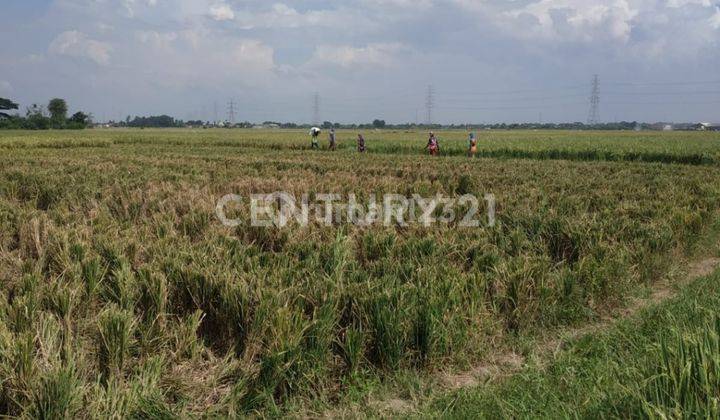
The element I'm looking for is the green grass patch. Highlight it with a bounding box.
[420,270,720,418]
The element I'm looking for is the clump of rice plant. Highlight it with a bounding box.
[178,210,210,241]
[238,225,288,253]
[173,310,205,360]
[6,275,40,333]
[367,292,405,371]
[340,326,365,375]
[636,317,720,417]
[131,394,176,420]
[137,268,167,325]
[26,366,82,419]
[101,260,138,310]
[12,332,36,386]
[98,305,135,378]
[358,230,395,264]
[81,257,106,300]
[456,174,474,195]
[44,282,75,321]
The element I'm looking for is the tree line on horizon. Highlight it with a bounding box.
[2,97,713,131]
[0,97,91,130]
[104,117,710,131]
[103,118,676,131]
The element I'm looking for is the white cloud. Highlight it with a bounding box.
[451,0,720,58]
[230,40,275,71]
[209,3,235,21]
[15,0,720,122]
[312,43,407,67]
[96,22,115,33]
[131,37,276,89]
[234,4,308,29]
[234,3,368,30]
[0,80,12,93]
[179,29,203,50]
[360,0,434,9]
[711,7,720,29]
[136,30,179,50]
[665,0,711,8]
[48,31,112,65]
[502,0,638,43]
[121,0,158,17]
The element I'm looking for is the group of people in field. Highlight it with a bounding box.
[309,128,477,157]
[311,127,366,153]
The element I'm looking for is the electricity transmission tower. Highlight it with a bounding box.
[227,100,236,125]
[313,93,320,126]
[425,85,434,125]
[587,75,600,125]
[213,102,218,124]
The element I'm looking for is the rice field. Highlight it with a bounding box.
[3,128,720,164]
[1,128,720,417]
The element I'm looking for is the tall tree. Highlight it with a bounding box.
[48,98,68,125]
[25,104,51,130]
[0,97,19,119]
[69,111,90,128]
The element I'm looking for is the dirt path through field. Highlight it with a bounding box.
[363,255,720,416]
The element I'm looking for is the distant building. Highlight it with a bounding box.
[647,122,667,131]
[252,123,280,129]
[670,123,698,131]
[696,122,720,131]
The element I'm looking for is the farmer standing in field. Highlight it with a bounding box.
[357,134,366,153]
[329,128,337,151]
[310,127,321,149]
[468,132,478,158]
[425,132,439,156]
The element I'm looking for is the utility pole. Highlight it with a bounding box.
[313,92,320,126]
[425,85,434,126]
[587,74,600,125]
[227,100,236,125]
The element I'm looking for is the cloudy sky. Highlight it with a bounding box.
[1,0,719,123]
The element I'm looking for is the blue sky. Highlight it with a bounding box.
[1,0,719,123]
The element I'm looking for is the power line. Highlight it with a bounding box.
[439,103,585,111]
[425,85,434,125]
[437,93,588,104]
[605,100,720,106]
[603,90,720,96]
[436,85,588,96]
[587,74,600,125]
[191,77,718,124]
[605,80,720,87]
